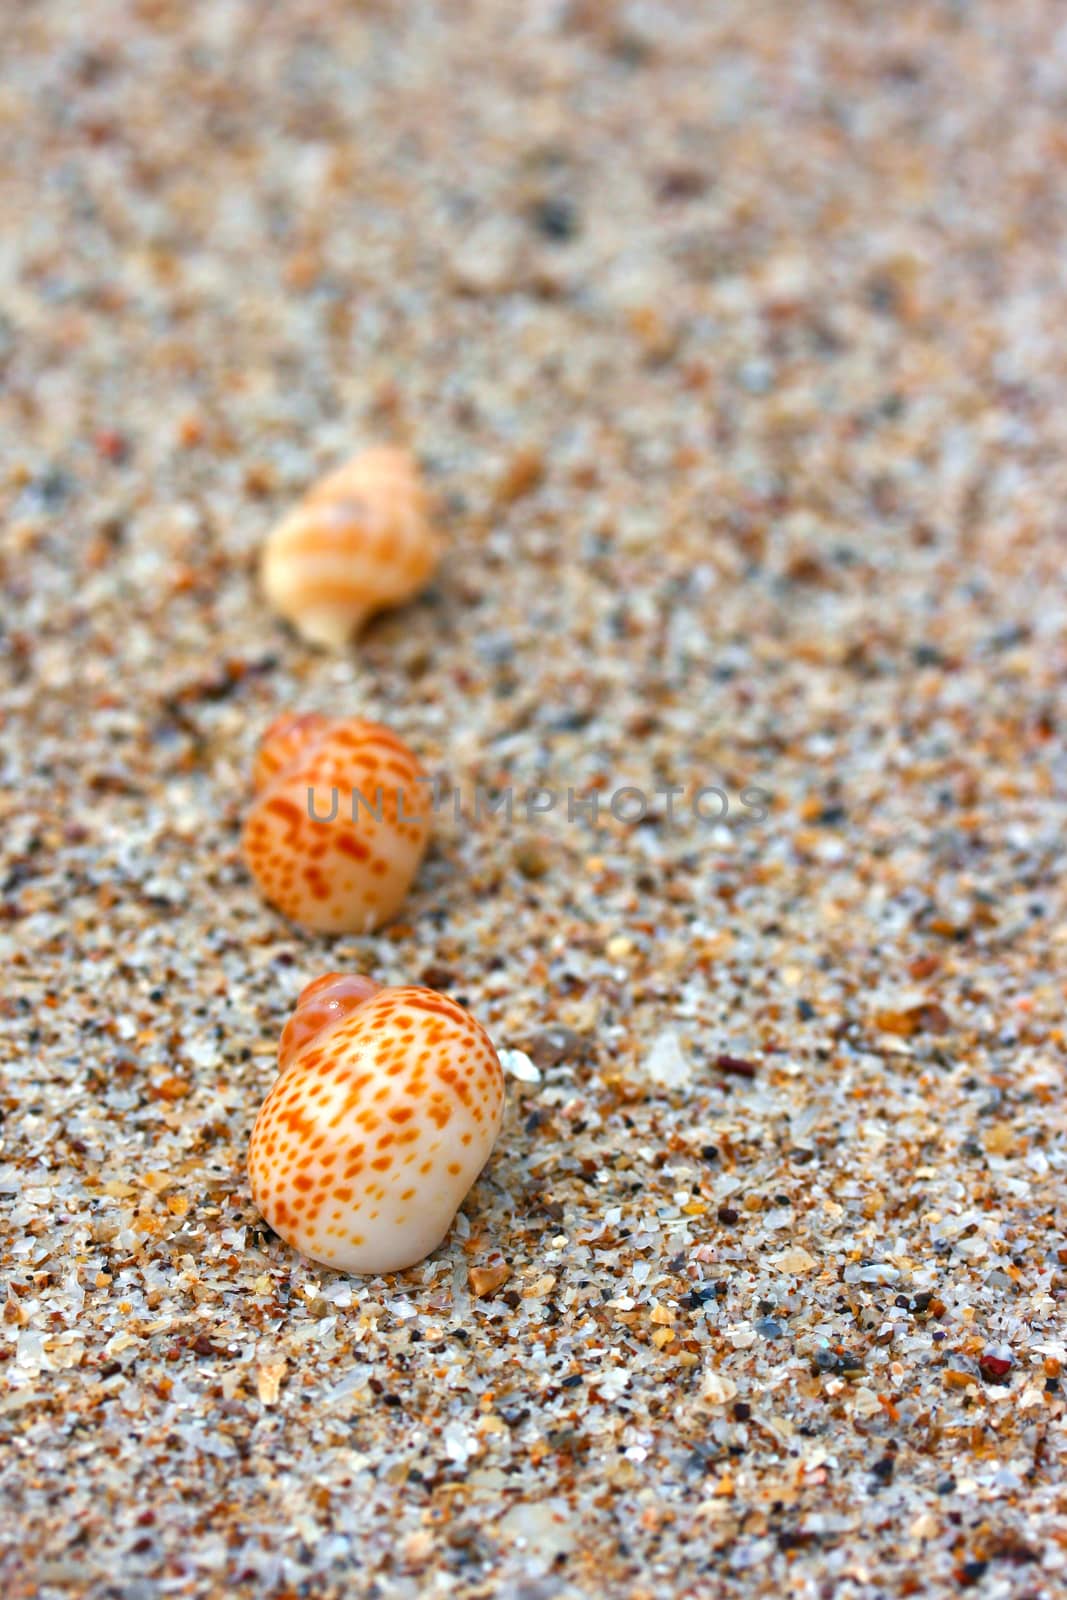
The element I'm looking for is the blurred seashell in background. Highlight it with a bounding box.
[261,446,441,649]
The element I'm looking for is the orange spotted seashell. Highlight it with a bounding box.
[260,446,441,649]
[248,973,505,1273]
[242,713,431,934]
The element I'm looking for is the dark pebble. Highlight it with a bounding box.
[978,1353,1013,1384]
[531,196,579,241]
[714,1054,758,1079]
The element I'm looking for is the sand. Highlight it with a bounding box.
[2,2,1066,1595]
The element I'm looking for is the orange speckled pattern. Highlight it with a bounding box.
[260,446,442,649]
[241,714,431,934]
[247,976,505,1274]
[251,711,331,794]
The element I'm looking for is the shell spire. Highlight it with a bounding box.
[277,972,384,1071]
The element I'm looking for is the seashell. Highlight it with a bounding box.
[242,712,431,934]
[248,973,506,1273]
[260,446,442,649]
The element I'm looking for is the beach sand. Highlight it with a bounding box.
[2,2,1066,1594]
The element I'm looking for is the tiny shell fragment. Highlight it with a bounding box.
[260,446,441,649]
[257,1361,287,1405]
[248,974,506,1274]
[469,1262,511,1298]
